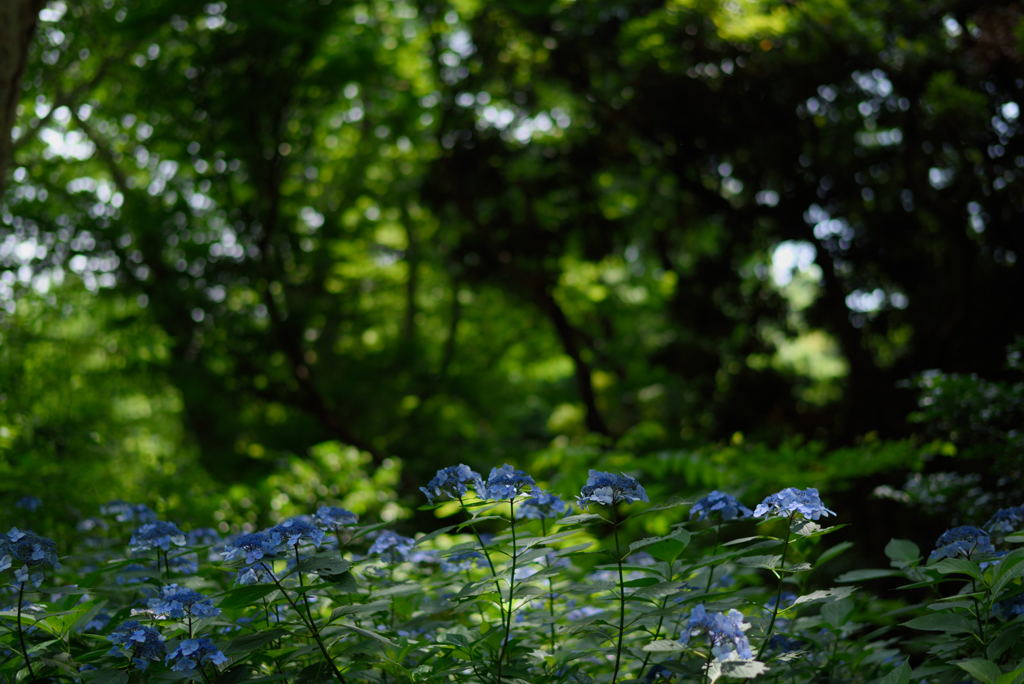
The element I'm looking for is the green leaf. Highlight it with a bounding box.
[996,664,1024,684]
[641,639,686,652]
[297,556,351,577]
[835,568,902,583]
[218,584,278,610]
[720,661,769,679]
[990,548,1024,597]
[955,658,1002,684]
[885,539,920,568]
[225,628,290,657]
[932,557,982,580]
[821,597,855,627]
[903,612,975,634]
[80,670,129,684]
[876,660,911,684]
[791,587,855,608]
[622,577,660,588]
[555,513,606,526]
[816,540,854,566]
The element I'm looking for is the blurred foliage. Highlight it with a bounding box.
[0,0,1022,528]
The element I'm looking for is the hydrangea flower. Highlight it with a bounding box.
[680,604,753,661]
[102,501,157,523]
[479,464,535,501]
[993,594,1024,620]
[169,554,199,575]
[368,530,415,563]
[315,506,358,529]
[985,505,1024,536]
[420,464,485,503]
[223,530,283,565]
[166,637,229,673]
[1,528,59,587]
[753,488,835,521]
[186,528,221,546]
[929,526,995,561]
[83,612,112,633]
[236,565,276,585]
[108,621,166,671]
[440,550,484,573]
[129,521,186,553]
[115,563,153,585]
[15,496,42,512]
[690,491,753,522]
[515,489,568,520]
[272,517,325,548]
[148,584,220,620]
[577,470,649,508]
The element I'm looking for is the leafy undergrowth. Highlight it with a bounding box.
[2,467,1023,683]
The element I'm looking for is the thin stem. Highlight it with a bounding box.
[260,561,347,684]
[756,513,795,661]
[970,578,987,651]
[611,510,627,684]
[187,612,194,639]
[704,522,723,593]
[458,495,506,625]
[636,559,674,680]
[541,518,557,655]
[16,581,35,679]
[497,498,518,671]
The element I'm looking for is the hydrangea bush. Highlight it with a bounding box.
[1,470,1023,683]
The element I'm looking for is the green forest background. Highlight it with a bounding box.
[1,0,1022,546]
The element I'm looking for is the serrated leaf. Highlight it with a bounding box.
[821,597,855,627]
[720,660,769,679]
[932,557,982,580]
[297,556,351,577]
[555,513,605,526]
[791,587,854,608]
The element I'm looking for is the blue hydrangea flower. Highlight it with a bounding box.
[680,604,753,661]
[272,517,325,548]
[929,526,995,561]
[186,528,221,546]
[690,491,753,522]
[223,530,283,565]
[15,496,42,512]
[166,637,229,673]
[421,464,485,503]
[480,465,535,500]
[108,621,166,671]
[102,501,157,523]
[369,530,415,563]
[115,563,153,585]
[169,553,199,575]
[577,470,649,508]
[985,505,1024,536]
[83,612,112,633]
[516,489,568,520]
[753,488,835,521]
[315,506,359,529]
[129,521,186,553]
[1,528,59,587]
[993,594,1024,620]
[148,584,220,620]
[440,550,484,573]
[236,564,276,585]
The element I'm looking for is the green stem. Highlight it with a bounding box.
[636,559,674,680]
[970,578,987,651]
[756,513,795,661]
[457,496,507,627]
[611,510,627,684]
[261,560,347,684]
[16,581,35,680]
[541,518,557,655]
[704,522,723,593]
[497,498,518,672]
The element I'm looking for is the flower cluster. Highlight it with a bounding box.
[102,501,157,523]
[223,530,283,565]
[187,528,221,546]
[420,464,484,503]
[273,517,325,548]
[985,505,1024,537]
[929,525,995,561]
[166,637,228,673]
[315,506,358,529]
[129,521,186,553]
[754,487,835,521]
[690,491,753,522]
[516,490,568,520]
[680,604,753,661]
[369,530,415,563]
[147,584,220,620]
[481,464,535,501]
[108,621,166,670]
[15,496,42,512]
[577,470,648,507]
[1,528,59,587]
